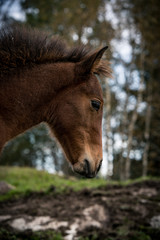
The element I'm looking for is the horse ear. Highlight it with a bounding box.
[77,46,108,75]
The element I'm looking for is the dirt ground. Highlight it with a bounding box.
[0,180,160,240]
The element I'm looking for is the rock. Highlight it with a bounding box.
[0,181,16,194]
[7,204,108,240]
[150,215,160,229]
[0,215,12,221]
[65,204,108,240]
[9,216,68,231]
[83,204,107,223]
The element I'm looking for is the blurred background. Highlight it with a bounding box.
[0,0,159,181]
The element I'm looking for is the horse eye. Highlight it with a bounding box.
[91,100,101,111]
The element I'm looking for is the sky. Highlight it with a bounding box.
[7,0,25,21]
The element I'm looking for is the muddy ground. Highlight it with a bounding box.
[0,180,160,240]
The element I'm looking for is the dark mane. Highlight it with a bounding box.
[0,26,111,77]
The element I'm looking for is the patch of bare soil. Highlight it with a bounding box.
[0,180,160,240]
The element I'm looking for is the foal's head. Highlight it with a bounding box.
[48,46,111,178]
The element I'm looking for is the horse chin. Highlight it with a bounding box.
[74,170,96,178]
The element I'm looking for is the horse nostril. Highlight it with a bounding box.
[84,159,91,175]
[97,159,103,173]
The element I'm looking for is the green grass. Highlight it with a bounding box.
[0,166,109,200]
[0,166,159,201]
[0,228,63,240]
[118,176,160,185]
[0,227,156,240]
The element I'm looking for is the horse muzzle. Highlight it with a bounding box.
[73,158,103,178]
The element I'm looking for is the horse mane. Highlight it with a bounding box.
[0,26,111,78]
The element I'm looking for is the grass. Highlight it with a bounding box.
[0,227,155,240]
[0,166,159,201]
[0,166,109,200]
[0,167,160,240]
[0,228,63,240]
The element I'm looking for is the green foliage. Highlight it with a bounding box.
[0,228,17,240]
[21,0,114,45]
[0,229,63,240]
[0,227,156,240]
[138,225,160,240]
[0,124,58,167]
[113,0,160,179]
[128,231,151,240]
[0,123,70,175]
[117,225,129,237]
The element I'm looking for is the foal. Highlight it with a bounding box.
[0,27,111,178]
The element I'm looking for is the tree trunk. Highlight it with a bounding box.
[142,87,152,177]
[119,100,129,180]
[105,78,112,178]
[119,74,130,181]
[125,73,144,180]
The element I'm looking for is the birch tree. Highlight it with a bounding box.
[142,82,152,177]
[125,52,145,180]
[105,78,112,177]
[119,74,129,180]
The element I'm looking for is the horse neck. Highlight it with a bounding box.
[0,62,75,139]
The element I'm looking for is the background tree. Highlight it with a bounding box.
[0,0,114,177]
[111,0,160,179]
[0,0,159,179]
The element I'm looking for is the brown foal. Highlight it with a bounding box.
[0,27,111,178]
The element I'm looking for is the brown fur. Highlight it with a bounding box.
[0,26,111,177]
